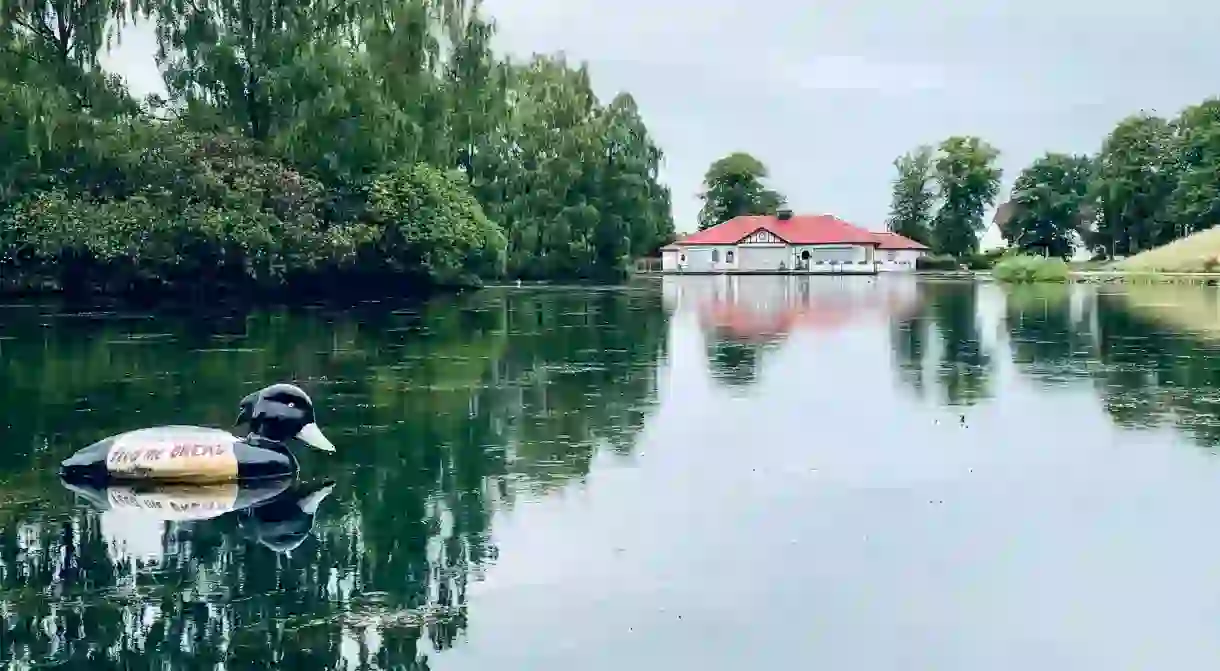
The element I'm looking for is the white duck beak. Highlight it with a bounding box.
[296,422,336,452]
[298,483,336,514]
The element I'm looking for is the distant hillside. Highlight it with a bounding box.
[1115,226,1220,272]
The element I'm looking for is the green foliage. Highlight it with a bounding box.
[895,95,1220,269]
[1161,100,1220,245]
[930,136,1003,257]
[367,163,506,285]
[696,152,786,230]
[885,145,936,244]
[0,124,384,294]
[915,254,961,271]
[1002,153,1095,258]
[962,247,1007,270]
[1089,113,1176,257]
[887,137,1001,258]
[0,0,674,296]
[992,255,1070,283]
[1010,97,1220,266]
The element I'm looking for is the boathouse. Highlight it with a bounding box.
[660,210,921,274]
[872,231,930,271]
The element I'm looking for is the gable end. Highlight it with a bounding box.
[738,227,788,244]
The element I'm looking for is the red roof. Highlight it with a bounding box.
[675,214,880,246]
[872,232,929,250]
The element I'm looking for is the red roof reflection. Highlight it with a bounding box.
[696,286,923,343]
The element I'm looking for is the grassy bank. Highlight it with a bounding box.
[1114,226,1220,273]
[993,255,1070,283]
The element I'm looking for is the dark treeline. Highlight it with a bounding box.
[886,96,1220,263]
[0,0,675,298]
[0,287,666,666]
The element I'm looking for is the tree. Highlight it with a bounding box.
[367,163,506,285]
[885,145,936,244]
[696,152,785,230]
[1161,99,1220,243]
[0,0,141,114]
[930,136,1002,256]
[1090,113,1176,257]
[1002,153,1094,258]
[2,0,676,292]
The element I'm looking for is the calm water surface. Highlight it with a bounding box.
[5,276,1220,668]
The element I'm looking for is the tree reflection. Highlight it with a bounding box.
[995,282,1220,447]
[706,340,766,387]
[929,283,992,405]
[1090,291,1220,438]
[0,286,667,667]
[1004,284,1096,382]
[889,311,932,397]
[889,282,992,406]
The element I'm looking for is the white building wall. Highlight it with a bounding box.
[792,245,875,273]
[710,245,739,272]
[876,249,926,272]
[669,244,879,273]
[679,247,713,271]
[675,245,739,272]
[737,245,788,271]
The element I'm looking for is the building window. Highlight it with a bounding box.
[888,251,898,261]
[726,250,734,263]
[801,250,811,261]
[712,249,720,263]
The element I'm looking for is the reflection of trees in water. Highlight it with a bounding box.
[890,282,992,406]
[1089,293,1220,439]
[890,314,932,397]
[1004,285,1096,382]
[931,283,991,406]
[997,285,1220,447]
[0,287,667,666]
[705,339,770,387]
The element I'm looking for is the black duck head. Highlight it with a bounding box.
[236,383,336,453]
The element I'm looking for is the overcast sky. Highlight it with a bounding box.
[100,0,1220,243]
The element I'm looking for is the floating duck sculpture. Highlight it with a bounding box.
[60,476,336,553]
[59,383,335,485]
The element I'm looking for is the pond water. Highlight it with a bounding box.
[5,276,1220,668]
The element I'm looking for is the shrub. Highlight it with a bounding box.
[916,254,960,271]
[963,248,1007,270]
[367,163,508,286]
[992,255,1070,283]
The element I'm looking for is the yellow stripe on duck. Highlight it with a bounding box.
[59,383,336,485]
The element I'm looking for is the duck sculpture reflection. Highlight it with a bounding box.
[59,383,335,485]
[60,476,336,553]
